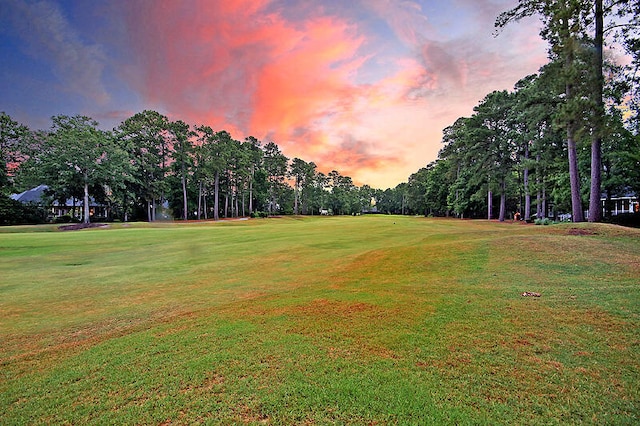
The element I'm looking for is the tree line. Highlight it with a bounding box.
[0,110,384,223]
[387,0,640,222]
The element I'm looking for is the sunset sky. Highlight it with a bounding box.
[0,0,548,189]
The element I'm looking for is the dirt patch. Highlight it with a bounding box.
[58,223,109,231]
[567,227,598,236]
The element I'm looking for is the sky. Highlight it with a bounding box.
[0,0,548,189]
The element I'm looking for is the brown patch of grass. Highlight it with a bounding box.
[288,298,383,319]
[574,366,601,379]
[58,223,109,231]
[2,308,198,376]
[180,373,225,395]
[567,227,598,236]
[559,307,626,332]
[232,403,270,424]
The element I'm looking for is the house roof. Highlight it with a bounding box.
[600,189,638,200]
[10,184,49,203]
[10,185,103,206]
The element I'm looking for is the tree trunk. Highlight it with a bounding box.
[563,9,583,223]
[233,190,236,217]
[568,130,584,222]
[83,178,90,224]
[214,171,220,221]
[604,158,612,217]
[197,181,202,220]
[536,154,542,219]
[249,166,254,214]
[487,188,493,220]
[588,0,604,222]
[542,184,547,219]
[182,173,188,221]
[499,180,506,222]
[589,137,603,222]
[294,178,299,215]
[230,181,235,217]
[523,142,531,221]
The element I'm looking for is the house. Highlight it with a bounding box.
[11,185,108,220]
[10,184,49,204]
[601,192,638,216]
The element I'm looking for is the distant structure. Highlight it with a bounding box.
[601,192,638,216]
[11,185,108,221]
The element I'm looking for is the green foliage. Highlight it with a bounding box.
[23,115,125,224]
[116,110,171,221]
[534,217,553,225]
[606,213,640,228]
[496,0,640,223]
[0,112,29,195]
[168,120,194,221]
[263,142,289,214]
[53,215,73,224]
[0,195,47,225]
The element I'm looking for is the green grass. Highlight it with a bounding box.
[1,216,639,424]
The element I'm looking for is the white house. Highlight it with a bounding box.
[601,193,638,216]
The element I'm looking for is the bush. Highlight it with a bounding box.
[534,218,553,226]
[0,195,48,225]
[91,216,111,223]
[606,213,640,228]
[55,215,72,223]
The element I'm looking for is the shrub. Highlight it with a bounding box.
[606,213,640,228]
[91,216,111,223]
[250,211,269,218]
[0,195,48,225]
[55,215,72,223]
[534,218,553,226]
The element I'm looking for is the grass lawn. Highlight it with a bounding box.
[1,216,638,424]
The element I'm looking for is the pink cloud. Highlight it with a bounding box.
[250,17,366,138]
[119,0,275,126]
[318,135,402,180]
[112,0,547,188]
[118,0,387,169]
